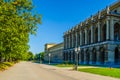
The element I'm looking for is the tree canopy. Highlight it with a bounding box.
[0,0,42,62]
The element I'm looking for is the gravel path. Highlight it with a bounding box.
[0,62,119,80]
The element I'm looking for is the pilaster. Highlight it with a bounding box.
[98,22,101,42]
[84,49,86,64]
[110,17,114,40]
[72,33,74,48]
[69,34,70,48]
[85,29,87,45]
[89,50,92,64]
[91,26,93,43]
[106,17,110,40]
[76,31,78,47]
[80,32,82,46]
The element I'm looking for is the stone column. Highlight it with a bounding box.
[84,49,86,64]
[76,31,78,47]
[107,46,115,65]
[66,35,68,49]
[85,29,87,45]
[72,33,74,48]
[65,36,67,49]
[64,36,65,49]
[80,31,82,46]
[96,50,100,65]
[106,17,110,40]
[110,17,114,40]
[69,34,71,48]
[89,49,92,64]
[98,22,101,42]
[107,50,114,64]
[65,35,67,49]
[91,26,93,43]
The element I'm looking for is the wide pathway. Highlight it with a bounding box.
[0,62,119,80]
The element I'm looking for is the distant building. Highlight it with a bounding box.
[44,43,64,63]
[63,1,120,65]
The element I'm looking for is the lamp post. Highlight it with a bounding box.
[74,46,80,70]
[49,53,51,64]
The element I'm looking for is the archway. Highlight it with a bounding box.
[115,47,120,64]
[114,23,120,41]
[101,24,106,41]
[78,32,80,45]
[92,48,97,64]
[86,49,90,64]
[82,31,85,45]
[94,27,98,43]
[88,30,91,44]
[69,52,71,62]
[73,51,75,63]
[66,52,68,61]
[81,50,84,64]
[100,47,105,64]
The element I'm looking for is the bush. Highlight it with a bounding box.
[3,62,14,67]
[0,62,14,71]
[0,63,9,71]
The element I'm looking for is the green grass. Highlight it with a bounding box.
[55,64,74,67]
[78,68,120,78]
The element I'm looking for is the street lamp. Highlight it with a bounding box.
[48,53,51,64]
[74,46,80,70]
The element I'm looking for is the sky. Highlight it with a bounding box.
[29,0,117,54]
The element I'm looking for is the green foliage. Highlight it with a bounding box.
[34,52,45,61]
[24,51,34,61]
[3,62,14,67]
[0,0,41,62]
[0,62,14,71]
[78,68,120,78]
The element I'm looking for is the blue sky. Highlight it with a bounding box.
[29,0,117,54]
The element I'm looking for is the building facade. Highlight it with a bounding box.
[44,43,64,63]
[63,1,120,65]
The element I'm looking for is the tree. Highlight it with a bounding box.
[34,52,45,62]
[40,52,45,61]
[0,0,41,62]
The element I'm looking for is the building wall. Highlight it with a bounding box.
[44,43,56,61]
[63,1,120,65]
[44,43,64,63]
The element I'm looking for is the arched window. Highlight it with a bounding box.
[114,23,120,41]
[114,47,120,64]
[74,32,76,47]
[102,24,106,41]
[94,27,98,43]
[88,30,91,44]
[99,47,105,64]
[81,50,84,63]
[82,31,85,45]
[78,32,80,46]
[70,34,72,48]
[86,49,90,64]
[92,48,97,64]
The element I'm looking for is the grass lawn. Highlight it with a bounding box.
[78,68,120,78]
[55,64,74,67]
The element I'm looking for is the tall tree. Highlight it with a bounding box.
[0,0,41,62]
